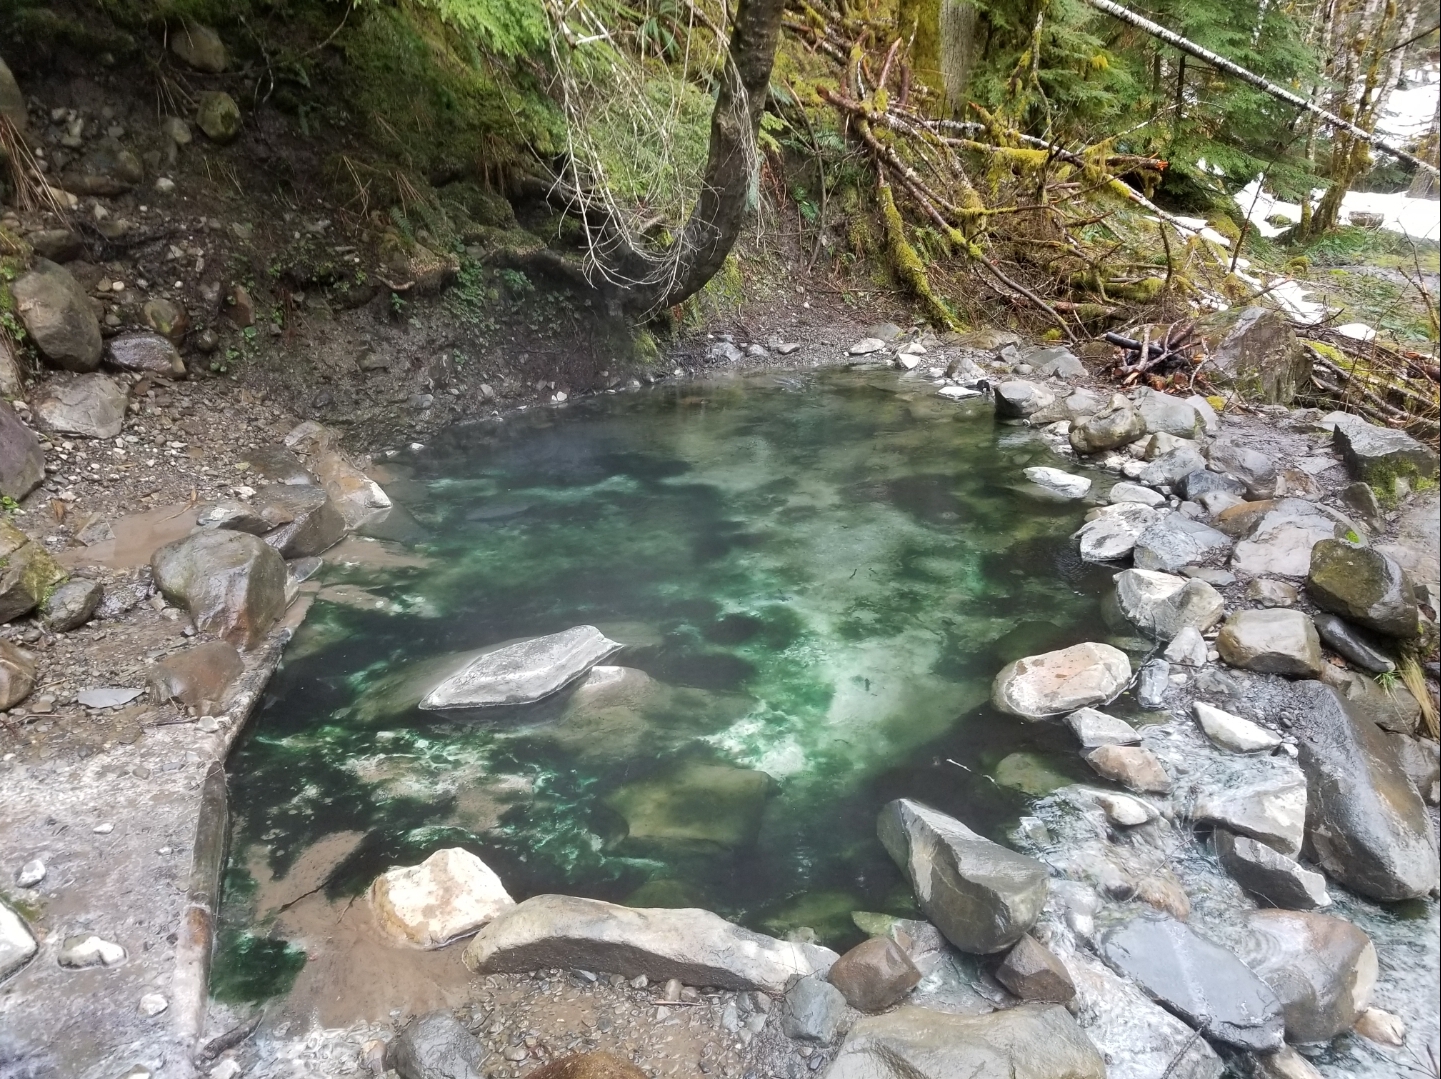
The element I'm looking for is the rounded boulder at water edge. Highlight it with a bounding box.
[1215,609,1323,677]
[150,529,289,649]
[1085,745,1172,793]
[826,936,921,1013]
[1069,394,1147,455]
[11,260,102,372]
[991,641,1130,718]
[369,847,515,949]
[994,380,1056,419]
[1307,539,1419,638]
[1022,466,1091,499]
[1112,568,1223,641]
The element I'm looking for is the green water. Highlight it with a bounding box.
[217,367,1122,1000]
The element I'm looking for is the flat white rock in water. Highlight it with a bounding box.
[1023,467,1092,499]
[1107,481,1166,507]
[1094,792,1157,826]
[421,625,621,709]
[1194,701,1282,752]
[993,643,1130,719]
[369,847,515,948]
[936,384,981,399]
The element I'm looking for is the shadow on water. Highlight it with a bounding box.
[216,368,1115,1001]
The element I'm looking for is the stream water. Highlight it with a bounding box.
[212,367,1437,1076]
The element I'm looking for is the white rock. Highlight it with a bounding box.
[848,338,886,355]
[898,341,927,356]
[421,625,622,709]
[210,1061,243,1079]
[1193,701,1282,753]
[936,384,981,399]
[1114,568,1224,641]
[1108,482,1166,507]
[369,847,515,948]
[895,355,920,370]
[992,643,1131,718]
[1095,792,1157,826]
[1163,627,1208,667]
[1023,467,1092,499]
[1075,503,1158,562]
[16,859,44,887]
[0,902,37,980]
[1065,707,1142,748]
[58,934,126,968]
[139,992,168,1016]
[1353,1007,1404,1046]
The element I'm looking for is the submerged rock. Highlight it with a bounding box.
[385,1012,485,1079]
[878,798,1048,954]
[1288,680,1439,902]
[1214,830,1330,910]
[1215,609,1322,677]
[824,1004,1105,1079]
[1113,568,1223,641]
[826,936,921,1012]
[1233,910,1376,1043]
[462,895,836,992]
[605,760,773,851]
[1307,540,1418,638]
[147,640,243,712]
[151,529,288,649]
[991,642,1130,719]
[370,848,515,949]
[421,626,622,709]
[1100,914,1284,1051]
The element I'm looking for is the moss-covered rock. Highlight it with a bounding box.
[1308,540,1419,638]
[0,519,66,624]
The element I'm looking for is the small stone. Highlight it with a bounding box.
[1137,658,1169,709]
[1065,706,1141,748]
[1095,791,1157,826]
[1353,1007,1405,1046]
[0,640,36,710]
[58,934,126,968]
[826,936,920,1012]
[1107,481,1166,507]
[1313,612,1395,674]
[1022,466,1091,499]
[16,859,44,888]
[1163,626,1207,667]
[139,992,168,1016]
[1247,578,1298,607]
[1086,745,1171,793]
[40,578,103,632]
[1193,701,1282,752]
[995,934,1075,1003]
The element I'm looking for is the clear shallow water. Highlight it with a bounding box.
[217,367,1122,998]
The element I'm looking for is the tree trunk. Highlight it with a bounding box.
[938,0,979,114]
[616,0,786,314]
[898,0,944,98]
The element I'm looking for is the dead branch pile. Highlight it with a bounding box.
[1303,333,1441,447]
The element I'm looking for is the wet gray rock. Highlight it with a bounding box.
[995,380,1056,419]
[151,529,288,650]
[1247,577,1298,607]
[62,142,144,196]
[1375,489,1439,598]
[1192,760,1308,857]
[1136,445,1206,488]
[1308,540,1418,638]
[0,902,37,980]
[1332,417,1439,495]
[1100,914,1284,1051]
[824,1004,1105,1079]
[148,640,245,713]
[1086,744,1171,793]
[1075,503,1158,562]
[39,578,102,632]
[0,401,46,501]
[1180,468,1246,502]
[827,936,920,1012]
[1134,387,1204,439]
[1164,626,1207,667]
[994,934,1074,1003]
[12,259,101,372]
[1137,658,1169,709]
[1233,910,1376,1043]
[781,975,847,1044]
[1313,612,1394,674]
[1216,609,1322,677]
[1320,665,1422,735]
[1065,706,1141,748]
[1388,731,1439,805]
[1027,345,1084,380]
[385,1011,485,1079]
[1113,568,1223,641]
[0,639,36,710]
[1070,395,1146,454]
[1196,306,1308,405]
[1214,830,1330,910]
[878,798,1048,954]
[244,445,315,486]
[35,374,127,439]
[197,500,269,535]
[1107,481,1166,507]
[422,626,622,709]
[255,484,347,558]
[1193,701,1280,753]
[991,641,1130,718]
[1340,481,1384,532]
[104,333,186,379]
[0,519,66,624]
[169,21,228,72]
[312,448,393,528]
[461,894,836,992]
[1208,441,1280,499]
[1132,515,1231,573]
[1288,680,1439,901]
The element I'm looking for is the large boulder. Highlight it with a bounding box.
[422,626,621,710]
[826,936,921,1012]
[1207,441,1280,499]
[254,484,348,558]
[991,642,1130,719]
[1375,488,1439,597]
[1113,569,1223,641]
[151,529,289,649]
[1069,395,1147,454]
[1215,609,1322,677]
[1131,515,1232,573]
[1232,910,1376,1043]
[1191,759,1308,857]
[1196,307,1309,405]
[462,895,836,992]
[0,518,65,624]
[823,1004,1105,1079]
[385,1012,485,1079]
[369,848,515,948]
[11,259,101,372]
[877,798,1048,954]
[1332,416,1439,497]
[1214,830,1330,911]
[35,374,127,439]
[1100,914,1284,1051]
[1075,503,1158,563]
[1134,387,1204,439]
[0,400,46,501]
[1288,680,1439,902]
[1307,540,1418,638]
[312,449,393,529]
[148,640,244,712]
[0,56,25,131]
[994,380,1056,419]
[1136,445,1207,488]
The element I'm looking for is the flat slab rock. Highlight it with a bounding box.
[461,894,836,993]
[421,626,622,709]
[992,642,1130,719]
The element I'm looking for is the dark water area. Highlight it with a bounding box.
[216,367,1129,1001]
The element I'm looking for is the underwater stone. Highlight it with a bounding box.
[1100,914,1284,1051]
[1137,659,1169,710]
[991,642,1130,719]
[462,895,836,993]
[1085,745,1171,794]
[877,798,1048,955]
[1022,466,1091,499]
[369,848,515,949]
[605,760,773,851]
[421,626,622,709]
[825,1004,1105,1079]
